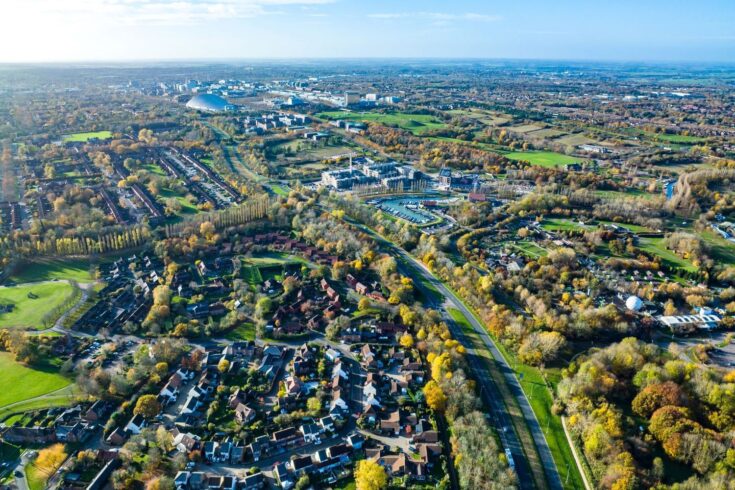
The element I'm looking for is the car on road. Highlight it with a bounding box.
[14,470,24,478]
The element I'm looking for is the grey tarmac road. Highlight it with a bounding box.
[354,220,563,490]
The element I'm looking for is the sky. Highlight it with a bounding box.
[2,0,735,63]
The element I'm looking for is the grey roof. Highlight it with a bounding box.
[185,93,234,112]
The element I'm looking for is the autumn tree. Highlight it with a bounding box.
[134,394,161,419]
[34,444,67,476]
[355,459,387,490]
[423,380,447,413]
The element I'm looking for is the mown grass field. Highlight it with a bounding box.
[225,323,256,341]
[505,151,585,168]
[8,258,94,283]
[0,353,72,409]
[0,282,75,329]
[512,241,549,258]
[644,131,707,144]
[638,237,697,272]
[317,111,447,135]
[270,183,290,196]
[540,218,591,232]
[62,130,112,142]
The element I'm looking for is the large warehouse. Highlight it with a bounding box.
[185,93,236,112]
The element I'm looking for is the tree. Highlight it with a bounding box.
[631,381,683,418]
[255,296,273,319]
[399,333,414,349]
[134,394,161,419]
[34,444,67,476]
[306,397,322,414]
[358,297,371,311]
[217,358,231,374]
[423,380,447,413]
[355,459,387,490]
[146,476,173,490]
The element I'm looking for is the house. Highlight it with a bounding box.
[243,472,265,489]
[106,427,126,446]
[299,423,321,444]
[84,401,108,423]
[273,463,294,489]
[326,443,351,462]
[228,388,246,409]
[173,432,200,453]
[289,455,313,475]
[330,389,349,413]
[361,344,376,370]
[235,403,256,424]
[319,416,335,433]
[125,414,146,435]
[346,433,365,449]
[160,380,180,401]
[325,348,341,362]
[231,445,245,464]
[284,375,303,396]
[380,410,401,435]
[272,427,303,449]
[248,435,270,462]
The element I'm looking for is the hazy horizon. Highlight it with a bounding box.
[3,0,735,63]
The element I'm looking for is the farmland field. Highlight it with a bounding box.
[316,111,446,135]
[62,130,112,142]
[644,131,707,144]
[526,128,565,139]
[554,133,597,145]
[0,281,75,329]
[0,353,72,409]
[446,109,511,126]
[505,151,585,168]
[507,123,545,134]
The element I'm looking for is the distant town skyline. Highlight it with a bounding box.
[2,0,735,63]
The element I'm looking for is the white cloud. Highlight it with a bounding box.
[6,0,334,26]
[369,11,501,22]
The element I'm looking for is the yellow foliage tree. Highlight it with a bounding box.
[34,443,67,476]
[355,459,387,490]
[423,380,447,413]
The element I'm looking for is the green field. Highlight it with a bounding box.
[270,183,291,196]
[638,237,697,272]
[512,241,549,258]
[540,218,591,232]
[0,282,75,329]
[594,189,658,201]
[598,221,653,233]
[8,259,95,283]
[317,111,447,135]
[225,322,256,341]
[505,151,585,168]
[241,264,264,285]
[0,353,72,410]
[62,131,113,142]
[644,131,707,144]
[160,188,199,216]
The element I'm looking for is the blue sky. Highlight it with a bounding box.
[2,0,735,62]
